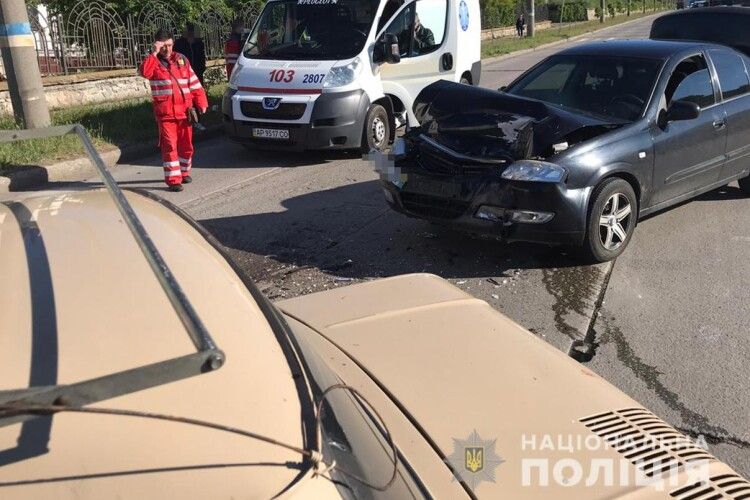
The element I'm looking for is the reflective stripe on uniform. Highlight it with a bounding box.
[150,79,171,86]
[164,170,182,177]
[152,89,173,96]
[189,84,202,90]
[163,160,180,167]
[225,57,238,63]
[178,157,191,164]
[176,78,189,85]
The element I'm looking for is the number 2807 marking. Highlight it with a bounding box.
[303,73,326,84]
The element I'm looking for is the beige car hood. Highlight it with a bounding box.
[278,274,744,499]
[0,191,338,499]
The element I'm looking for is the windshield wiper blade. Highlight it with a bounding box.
[0,125,225,427]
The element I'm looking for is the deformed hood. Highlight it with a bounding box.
[412,80,621,161]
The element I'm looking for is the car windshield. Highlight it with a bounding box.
[506,54,664,122]
[243,0,380,60]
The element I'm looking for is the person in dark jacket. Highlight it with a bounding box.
[516,14,525,37]
[174,22,207,85]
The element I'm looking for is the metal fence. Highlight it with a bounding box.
[22,0,264,77]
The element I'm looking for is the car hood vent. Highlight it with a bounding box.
[669,473,750,499]
[580,408,716,477]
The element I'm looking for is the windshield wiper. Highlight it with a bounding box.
[0,125,225,427]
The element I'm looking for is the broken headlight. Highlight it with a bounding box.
[501,160,566,183]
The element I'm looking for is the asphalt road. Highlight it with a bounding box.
[86,14,749,477]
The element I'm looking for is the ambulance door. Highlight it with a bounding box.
[377,0,452,124]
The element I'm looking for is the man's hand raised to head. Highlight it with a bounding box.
[153,40,164,54]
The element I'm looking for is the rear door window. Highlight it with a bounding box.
[709,49,750,100]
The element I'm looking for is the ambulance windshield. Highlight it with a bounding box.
[243,0,380,60]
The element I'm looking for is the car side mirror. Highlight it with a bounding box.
[373,33,400,65]
[666,100,700,122]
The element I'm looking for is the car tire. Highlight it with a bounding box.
[583,178,637,263]
[738,175,750,195]
[362,104,390,153]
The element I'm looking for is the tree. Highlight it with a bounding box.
[36,0,254,20]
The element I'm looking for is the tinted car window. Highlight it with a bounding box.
[666,56,715,108]
[709,50,750,100]
[671,70,715,107]
[506,55,663,122]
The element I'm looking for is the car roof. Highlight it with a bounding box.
[557,38,728,59]
[658,5,750,17]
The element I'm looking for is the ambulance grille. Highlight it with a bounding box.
[240,101,306,120]
[579,408,716,477]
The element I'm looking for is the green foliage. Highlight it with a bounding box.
[37,0,263,22]
[480,0,517,29]
[549,2,589,22]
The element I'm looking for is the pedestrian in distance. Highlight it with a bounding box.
[225,18,245,80]
[174,22,207,85]
[516,14,525,37]
[139,28,208,192]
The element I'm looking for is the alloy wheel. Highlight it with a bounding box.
[598,193,632,250]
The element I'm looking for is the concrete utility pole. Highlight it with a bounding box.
[600,0,606,22]
[0,0,50,128]
[527,0,535,37]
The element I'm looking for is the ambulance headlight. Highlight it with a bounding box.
[323,57,362,88]
[229,60,244,89]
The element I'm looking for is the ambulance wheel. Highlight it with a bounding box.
[363,104,390,153]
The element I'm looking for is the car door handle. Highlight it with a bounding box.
[713,120,727,130]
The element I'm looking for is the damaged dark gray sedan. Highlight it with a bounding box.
[381,40,750,261]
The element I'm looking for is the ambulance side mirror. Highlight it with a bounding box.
[374,33,401,65]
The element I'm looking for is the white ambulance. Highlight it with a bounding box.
[222,0,481,151]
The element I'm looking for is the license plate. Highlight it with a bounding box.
[406,177,462,197]
[253,128,289,140]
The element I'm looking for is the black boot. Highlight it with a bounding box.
[182,175,193,184]
[169,184,184,192]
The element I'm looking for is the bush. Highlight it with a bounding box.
[549,1,589,22]
[480,0,517,29]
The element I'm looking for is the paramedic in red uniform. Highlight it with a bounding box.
[140,28,208,192]
[224,19,244,79]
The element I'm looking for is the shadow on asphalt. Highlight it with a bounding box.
[122,139,364,171]
[200,179,592,282]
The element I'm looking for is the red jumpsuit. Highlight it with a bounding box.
[140,52,208,186]
[224,34,242,79]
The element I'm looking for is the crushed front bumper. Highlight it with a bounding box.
[381,141,590,246]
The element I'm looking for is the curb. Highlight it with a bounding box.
[0,124,223,193]
[482,12,663,66]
